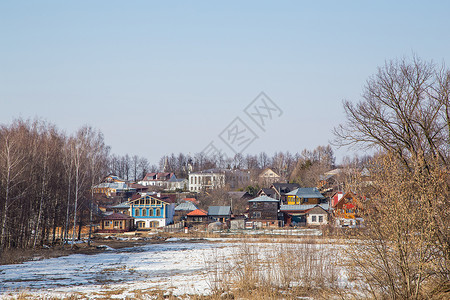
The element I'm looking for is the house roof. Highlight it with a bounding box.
[182,198,199,205]
[271,183,301,194]
[142,172,176,181]
[248,195,280,203]
[208,206,231,216]
[167,177,187,183]
[280,203,330,212]
[111,201,131,209]
[306,205,329,215]
[175,201,198,211]
[259,168,280,178]
[187,209,208,217]
[334,191,361,209]
[286,187,324,199]
[258,188,276,197]
[102,212,134,220]
[94,182,132,190]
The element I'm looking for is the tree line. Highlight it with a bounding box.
[0,120,109,250]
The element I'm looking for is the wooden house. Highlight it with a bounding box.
[186,209,208,225]
[280,203,330,226]
[247,195,281,228]
[286,188,325,205]
[130,194,175,229]
[174,201,198,222]
[99,213,134,233]
[208,206,232,223]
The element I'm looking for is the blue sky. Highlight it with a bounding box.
[1,1,449,164]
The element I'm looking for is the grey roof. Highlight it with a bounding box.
[286,188,324,198]
[94,182,133,190]
[175,201,198,211]
[208,206,231,216]
[168,178,187,183]
[111,201,131,209]
[248,195,280,203]
[306,205,329,215]
[259,188,276,197]
[280,203,330,212]
[271,183,301,193]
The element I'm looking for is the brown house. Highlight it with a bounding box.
[247,195,281,228]
[99,213,134,233]
[186,209,208,225]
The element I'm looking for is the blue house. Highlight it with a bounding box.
[130,194,175,229]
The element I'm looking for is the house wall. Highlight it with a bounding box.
[188,173,225,192]
[307,213,328,226]
[131,196,174,229]
[102,219,132,231]
[287,196,321,205]
[248,201,278,221]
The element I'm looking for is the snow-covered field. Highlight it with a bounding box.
[0,237,351,299]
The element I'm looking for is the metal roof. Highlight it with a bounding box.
[248,195,280,203]
[280,203,330,212]
[175,201,198,211]
[111,202,130,209]
[208,206,231,216]
[286,188,324,198]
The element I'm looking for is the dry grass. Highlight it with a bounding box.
[201,241,341,299]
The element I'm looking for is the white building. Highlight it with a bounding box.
[189,169,225,192]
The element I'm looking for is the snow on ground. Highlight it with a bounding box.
[0,238,351,299]
[0,241,235,299]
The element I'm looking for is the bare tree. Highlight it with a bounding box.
[335,57,450,298]
[334,56,449,168]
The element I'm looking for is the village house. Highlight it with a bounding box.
[186,209,208,226]
[286,187,325,205]
[130,194,176,229]
[258,168,281,186]
[138,172,177,187]
[280,203,330,226]
[270,183,301,202]
[247,195,281,228]
[165,177,188,191]
[333,191,364,228]
[93,181,136,198]
[99,212,134,233]
[174,201,198,222]
[208,206,232,223]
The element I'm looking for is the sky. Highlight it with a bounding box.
[1,1,450,165]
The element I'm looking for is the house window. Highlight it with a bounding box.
[252,202,257,208]
[304,198,308,203]
[149,209,153,216]
[135,208,140,216]
[253,211,261,218]
[318,216,323,223]
[146,198,150,205]
[137,221,145,229]
[156,208,161,216]
[114,221,119,227]
[104,221,110,227]
[312,215,317,222]
[140,199,145,205]
[142,209,147,216]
